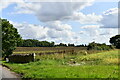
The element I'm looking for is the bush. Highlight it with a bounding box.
[87,42,114,50]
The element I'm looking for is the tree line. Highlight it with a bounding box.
[17,39,87,47]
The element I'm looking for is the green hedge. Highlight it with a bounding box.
[8,53,35,63]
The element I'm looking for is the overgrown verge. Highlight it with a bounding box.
[2,50,119,78]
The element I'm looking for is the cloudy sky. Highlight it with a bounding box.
[1,0,119,45]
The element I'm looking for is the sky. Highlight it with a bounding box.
[1,0,119,45]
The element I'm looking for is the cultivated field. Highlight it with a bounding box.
[3,47,119,78]
[13,47,87,54]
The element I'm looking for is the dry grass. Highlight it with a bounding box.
[103,58,119,64]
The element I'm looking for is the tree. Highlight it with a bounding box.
[59,43,67,47]
[68,43,75,47]
[1,19,22,58]
[87,42,97,50]
[109,34,120,49]
[50,42,55,47]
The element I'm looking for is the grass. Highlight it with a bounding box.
[2,49,119,78]
[78,50,119,65]
[3,62,118,78]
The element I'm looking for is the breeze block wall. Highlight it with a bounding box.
[8,53,36,63]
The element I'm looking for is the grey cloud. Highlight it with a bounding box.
[100,8,118,28]
[36,2,91,22]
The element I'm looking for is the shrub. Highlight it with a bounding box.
[87,42,114,50]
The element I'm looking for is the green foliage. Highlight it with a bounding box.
[19,39,55,47]
[1,18,22,58]
[55,43,67,47]
[110,34,120,49]
[68,43,75,47]
[19,40,75,47]
[76,44,87,47]
[18,39,88,47]
[87,42,114,50]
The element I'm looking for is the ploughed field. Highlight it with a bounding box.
[3,47,119,78]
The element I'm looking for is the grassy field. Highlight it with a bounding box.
[3,49,119,78]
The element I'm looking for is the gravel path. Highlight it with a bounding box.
[0,65,21,80]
